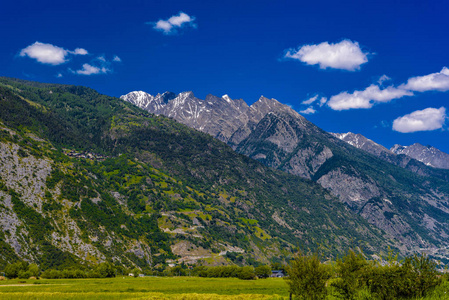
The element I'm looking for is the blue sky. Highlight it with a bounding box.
[1,0,448,152]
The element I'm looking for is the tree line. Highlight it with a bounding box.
[285,250,446,300]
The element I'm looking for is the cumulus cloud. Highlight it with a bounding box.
[20,42,88,65]
[300,107,316,115]
[300,95,326,113]
[319,97,327,107]
[378,75,391,85]
[327,67,449,111]
[151,12,196,35]
[285,40,369,71]
[73,63,109,75]
[71,55,122,76]
[401,67,449,92]
[302,95,319,105]
[328,84,413,110]
[393,107,446,133]
[72,48,88,55]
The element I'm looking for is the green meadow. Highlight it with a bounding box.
[0,277,288,299]
[1,276,448,299]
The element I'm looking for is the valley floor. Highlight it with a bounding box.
[0,276,448,299]
[0,277,288,299]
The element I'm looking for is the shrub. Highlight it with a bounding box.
[4,262,28,279]
[237,266,256,280]
[41,269,62,279]
[95,262,116,278]
[331,250,370,300]
[285,252,331,300]
[255,265,271,279]
[18,270,32,279]
[27,264,40,277]
[367,253,441,299]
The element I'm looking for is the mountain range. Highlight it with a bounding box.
[0,77,395,271]
[121,90,449,263]
[0,77,448,272]
[391,143,449,170]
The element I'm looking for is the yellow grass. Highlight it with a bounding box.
[0,277,288,300]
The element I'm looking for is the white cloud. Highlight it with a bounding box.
[319,97,327,107]
[393,107,446,133]
[56,73,63,78]
[300,107,316,115]
[73,63,109,75]
[401,67,449,92]
[97,56,106,62]
[377,75,391,85]
[328,84,412,110]
[285,40,369,71]
[113,55,121,62]
[302,95,319,105]
[71,48,88,55]
[168,12,193,26]
[152,12,196,35]
[20,42,87,65]
[327,67,449,111]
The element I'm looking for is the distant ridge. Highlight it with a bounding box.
[391,143,449,169]
[122,88,449,262]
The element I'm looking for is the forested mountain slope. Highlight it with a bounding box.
[122,89,449,263]
[0,77,393,271]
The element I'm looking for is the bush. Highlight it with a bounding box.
[367,253,441,299]
[285,252,331,300]
[18,270,32,279]
[331,250,370,300]
[27,264,40,277]
[95,262,116,278]
[41,269,62,279]
[4,262,28,279]
[237,266,256,280]
[255,265,271,279]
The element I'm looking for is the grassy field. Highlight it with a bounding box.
[1,276,447,299]
[0,277,289,299]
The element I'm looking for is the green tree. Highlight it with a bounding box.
[237,266,256,280]
[131,267,140,277]
[367,253,441,299]
[18,270,32,279]
[255,265,271,279]
[285,252,331,300]
[95,262,116,278]
[170,265,186,276]
[410,254,442,297]
[331,250,370,300]
[4,262,28,279]
[27,263,39,277]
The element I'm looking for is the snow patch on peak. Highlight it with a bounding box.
[222,94,232,103]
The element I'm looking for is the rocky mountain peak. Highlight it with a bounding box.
[155,91,177,104]
[391,144,406,153]
[390,143,449,169]
[331,132,392,157]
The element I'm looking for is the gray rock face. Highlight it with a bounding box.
[236,111,330,179]
[121,89,449,253]
[121,91,295,144]
[391,143,449,169]
[317,167,381,208]
[122,91,248,142]
[333,132,449,182]
[331,132,393,158]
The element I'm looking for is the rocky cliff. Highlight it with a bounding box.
[391,143,449,170]
[0,77,396,270]
[121,88,449,262]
